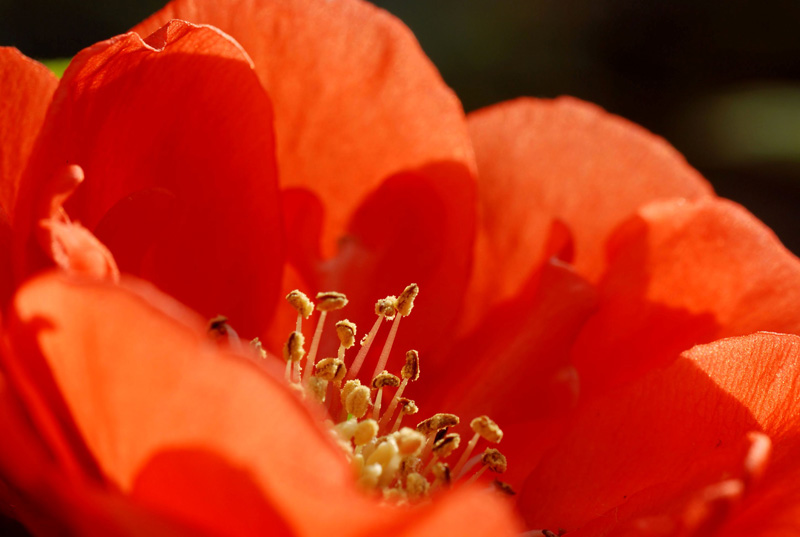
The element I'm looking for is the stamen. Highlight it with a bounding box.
[303,291,348,383]
[371,284,418,379]
[207,315,242,351]
[372,371,401,420]
[308,376,328,403]
[314,358,346,382]
[423,433,460,475]
[491,480,516,496]
[391,398,418,433]
[345,385,372,419]
[417,413,460,462]
[347,296,396,380]
[286,290,314,333]
[452,415,504,478]
[406,472,429,500]
[354,419,379,447]
[431,462,451,489]
[249,338,267,359]
[282,331,306,383]
[379,350,420,430]
[335,320,357,360]
[467,448,507,484]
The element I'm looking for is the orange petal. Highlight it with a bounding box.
[463,97,712,330]
[0,48,57,219]
[134,0,476,257]
[425,260,596,487]
[572,197,800,396]
[520,332,800,533]
[6,273,523,536]
[14,21,283,337]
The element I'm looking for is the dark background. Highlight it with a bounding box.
[2,0,798,254]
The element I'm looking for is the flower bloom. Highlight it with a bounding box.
[2,0,800,535]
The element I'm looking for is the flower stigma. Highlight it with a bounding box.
[264,284,513,504]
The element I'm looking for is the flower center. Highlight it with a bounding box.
[271,284,514,503]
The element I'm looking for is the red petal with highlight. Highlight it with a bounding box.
[521,333,800,534]
[134,0,476,257]
[14,21,283,337]
[572,197,800,396]
[464,97,712,329]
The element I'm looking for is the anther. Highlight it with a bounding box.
[354,419,379,447]
[302,291,348,384]
[315,358,346,383]
[482,448,507,473]
[432,462,451,488]
[372,371,401,421]
[345,385,372,419]
[391,398,418,433]
[468,448,508,484]
[395,283,419,317]
[432,433,461,459]
[406,472,430,500]
[379,350,421,429]
[417,413,460,435]
[453,415,503,478]
[207,315,241,350]
[492,480,516,496]
[308,376,328,404]
[335,320,357,360]
[394,427,425,456]
[283,331,306,382]
[286,290,314,332]
[348,295,396,380]
[341,379,361,407]
[249,337,267,359]
[315,291,348,311]
[371,284,418,379]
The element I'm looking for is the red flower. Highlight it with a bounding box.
[2,0,800,535]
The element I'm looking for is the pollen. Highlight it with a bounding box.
[286,290,314,318]
[283,331,305,362]
[315,291,348,311]
[395,283,419,316]
[276,284,514,503]
[335,320,357,348]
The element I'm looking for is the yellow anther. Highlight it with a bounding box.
[249,338,267,359]
[283,331,306,362]
[492,480,516,496]
[401,350,420,381]
[346,386,372,419]
[432,433,461,458]
[286,290,314,318]
[417,413,460,435]
[207,315,233,337]
[372,371,401,389]
[399,398,419,415]
[400,457,421,477]
[308,377,328,403]
[341,379,361,407]
[375,296,397,318]
[394,427,425,456]
[315,358,346,382]
[470,415,504,443]
[334,419,358,442]
[354,419,379,446]
[359,463,382,489]
[406,472,430,499]
[335,320,357,348]
[482,448,508,473]
[432,462,451,487]
[315,291,348,312]
[366,437,399,468]
[394,283,419,316]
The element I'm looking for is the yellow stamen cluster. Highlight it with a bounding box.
[273,284,512,503]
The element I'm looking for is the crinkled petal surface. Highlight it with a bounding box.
[134,0,477,256]
[14,21,284,337]
[572,197,800,396]
[464,97,712,329]
[521,333,800,535]
[4,273,521,537]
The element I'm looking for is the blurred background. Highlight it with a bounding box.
[1,0,798,254]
